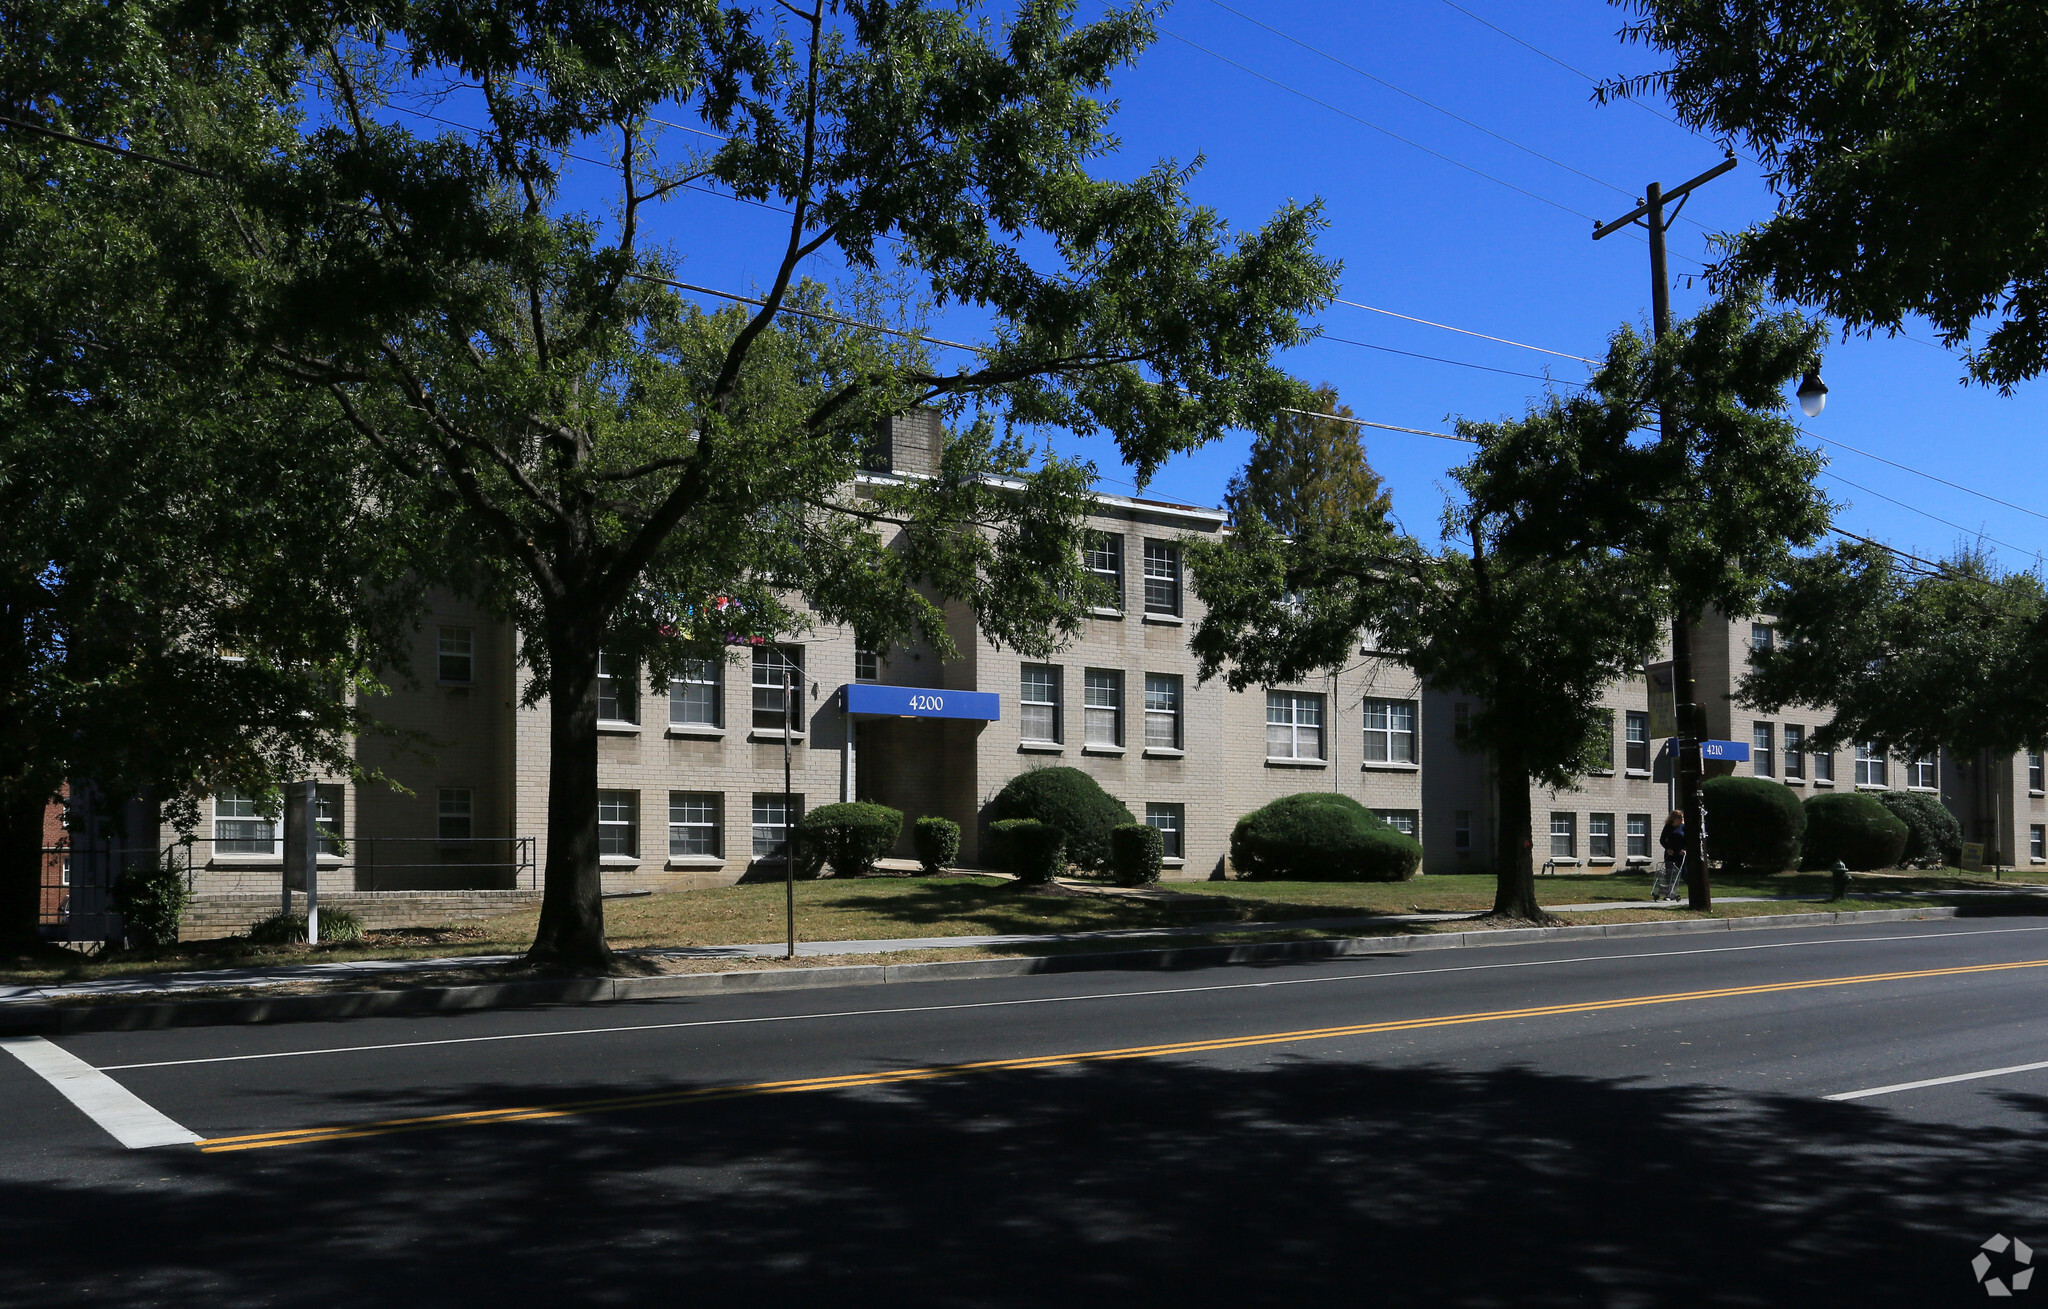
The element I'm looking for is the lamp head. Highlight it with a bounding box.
[1796,369,1829,418]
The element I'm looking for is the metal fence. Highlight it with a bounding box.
[165,836,538,895]
[38,841,157,943]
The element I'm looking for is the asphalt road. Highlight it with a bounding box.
[7,918,2048,1307]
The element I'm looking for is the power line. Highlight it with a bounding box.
[1201,0,1636,201]
[1333,298,1601,363]
[1281,409,1479,444]
[1429,0,1703,139]
[1805,429,2048,526]
[1315,333,1567,383]
[1820,469,2041,562]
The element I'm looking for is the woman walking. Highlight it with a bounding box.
[1655,810,1687,901]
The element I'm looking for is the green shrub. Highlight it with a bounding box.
[988,818,1066,884]
[113,851,191,948]
[913,816,961,874]
[986,767,1134,870]
[1230,793,1422,882]
[1109,823,1165,886]
[795,802,904,877]
[1702,775,1806,875]
[1801,791,1910,871]
[247,907,366,944]
[1878,790,1963,867]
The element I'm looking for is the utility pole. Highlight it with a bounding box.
[1593,153,1735,912]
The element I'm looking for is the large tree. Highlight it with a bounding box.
[28,1,1335,965]
[0,13,426,950]
[1226,384,1392,536]
[1607,0,2048,389]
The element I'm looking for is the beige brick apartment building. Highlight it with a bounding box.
[142,422,2042,912]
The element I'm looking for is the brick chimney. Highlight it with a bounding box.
[864,409,943,477]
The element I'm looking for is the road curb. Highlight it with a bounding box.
[0,905,1968,1035]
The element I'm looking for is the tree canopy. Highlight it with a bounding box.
[1226,384,1392,537]
[1608,0,2048,389]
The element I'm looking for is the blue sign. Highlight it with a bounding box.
[841,683,1000,721]
[1700,739,1751,762]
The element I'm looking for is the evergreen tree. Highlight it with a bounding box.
[1226,385,1392,536]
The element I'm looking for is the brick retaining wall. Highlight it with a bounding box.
[180,890,542,941]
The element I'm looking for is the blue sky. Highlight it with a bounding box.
[528,0,2048,568]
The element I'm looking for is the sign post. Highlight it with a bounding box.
[784,666,796,961]
[281,780,320,943]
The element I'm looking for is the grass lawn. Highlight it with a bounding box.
[4,867,2039,987]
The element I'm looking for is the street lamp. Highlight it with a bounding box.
[1796,370,1829,418]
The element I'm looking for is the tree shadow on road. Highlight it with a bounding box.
[7,1057,2036,1307]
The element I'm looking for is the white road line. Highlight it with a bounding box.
[1825,1058,2048,1101]
[95,921,2048,1072]
[0,1036,200,1148]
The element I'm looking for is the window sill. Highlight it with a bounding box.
[1018,741,1065,754]
[1624,768,1652,779]
[666,725,725,739]
[1081,744,1126,756]
[1265,757,1328,769]
[1908,786,1940,794]
[747,729,807,743]
[666,855,726,869]
[1812,779,1836,787]
[1587,858,1616,867]
[1783,777,1806,786]
[1160,857,1186,869]
[1362,762,1420,773]
[1142,747,1186,759]
[597,721,642,735]
[1547,858,1581,867]
[1587,769,1615,778]
[600,855,641,868]
[1087,607,1124,620]
[207,854,282,866]
[1141,612,1184,626]
[2033,858,2046,866]
[1856,783,1889,791]
[1625,856,1654,866]
[2031,790,2045,798]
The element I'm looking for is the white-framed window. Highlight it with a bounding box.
[1020,664,1062,743]
[1084,532,1124,610]
[668,792,721,858]
[1627,813,1651,859]
[853,648,880,683]
[1813,746,1835,782]
[1375,809,1419,839]
[1909,752,1938,789]
[752,645,804,731]
[1453,810,1472,851]
[437,788,474,843]
[1084,669,1123,747]
[1625,712,1650,771]
[598,791,638,858]
[2031,752,2045,793]
[2033,825,2045,861]
[1785,725,1806,778]
[1145,803,1184,859]
[1751,623,1774,652]
[1588,708,1614,771]
[437,625,474,684]
[1142,540,1181,616]
[314,785,345,856]
[1266,690,1324,760]
[597,652,637,724]
[1550,813,1576,859]
[1855,742,1888,787]
[752,793,801,858]
[1589,813,1614,860]
[1362,699,1418,764]
[669,658,722,727]
[214,790,278,855]
[1753,722,1775,777]
[1144,673,1182,749]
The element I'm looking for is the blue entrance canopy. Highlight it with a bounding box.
[841,683,1000,721]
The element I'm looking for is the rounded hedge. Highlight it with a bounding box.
[986,767,1134,870]
[1109,823,1165,886]
[113,851,191,948]
[913,816,962,874]
[796,802,904,877]
[1702,775,1806,875]
[248,907,366,944]
[1877,790,1962,868]
[989,818,1066,884]
[1230,793,1421,882]
[1801,791,1909,871]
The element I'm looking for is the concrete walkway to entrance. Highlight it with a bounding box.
[8,886,2044,1005]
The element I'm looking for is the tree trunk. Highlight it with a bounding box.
[0,786,54,952]
[526,613,611,968]
[1489,749,1549,922]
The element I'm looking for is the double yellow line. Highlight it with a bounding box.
[196,955,2048,1153]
